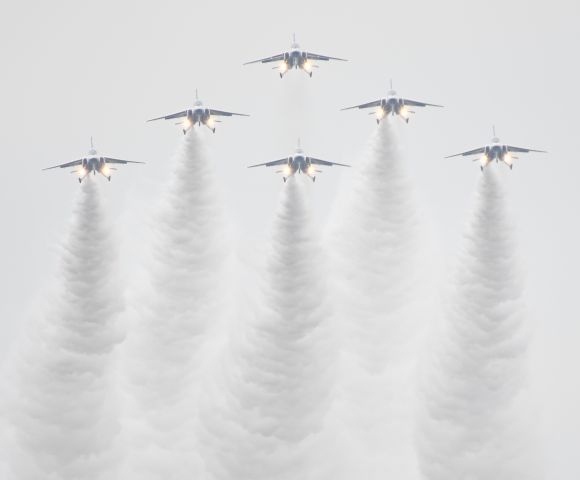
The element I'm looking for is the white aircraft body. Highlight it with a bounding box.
[42,138,144,183]
[342,81,442,124]
[244,34,347,78]
[446,127,547,170]
[147,90,249,133]
[248,139,350,182]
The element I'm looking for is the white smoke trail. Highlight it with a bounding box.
[326,119,424,479]
[416,166,540,480]
[199,177,335,480]
[2,179,124,480]
[121,130,230,480]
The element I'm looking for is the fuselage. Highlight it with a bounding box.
[377,90,410,121]
[185,101,215,129]
[280,43,314,75]
[79,150,111,179]
[282,150,316,180]
[481,138,513,168]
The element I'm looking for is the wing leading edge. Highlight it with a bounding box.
[248,158,289,168]
[243,53,285,65]
[402,98,444,108]
[309,157,351,167]
[42,159,83,171]
[102,158,145,165]
[506,145,547,154]
[147,110,188,122]
[445,147,487,159]
[341,99,382,111]
[304,52,348,62]
[209,109,250,117]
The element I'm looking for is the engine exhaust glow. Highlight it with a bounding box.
[303,60,312,72]
[279,61,288,73]
[283,165,292,176]
[399,105,409,117]
[206,117,215,128]
[183,117,193,129]
[101,164,111,176]
[480,154,490,167]
[376,108,386,119]
[77,166,88,177]
[307,165,315,175]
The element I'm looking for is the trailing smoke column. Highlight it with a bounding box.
[122,130,229,480]
[417,167,539,480]
[327,120,423,479]
[200,178,334,480]
[5,179,123,480]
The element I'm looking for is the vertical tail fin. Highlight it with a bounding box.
[90,136,94,150]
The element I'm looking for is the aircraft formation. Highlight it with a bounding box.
[42,35,546,182]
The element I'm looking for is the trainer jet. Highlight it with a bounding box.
[147,90,249,134]
[445,127,547,171]
[248,139,350,182]
[341,81,442,124]
[243,34,347,78]
[42,138,144,183]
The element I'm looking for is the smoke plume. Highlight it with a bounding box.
[416,166,540,480]
[200,177,335,480]
[3,179,123,480]
[121,130,230,480]
[326,119,424,479]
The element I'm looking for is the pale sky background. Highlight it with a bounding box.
[0,0,578,477]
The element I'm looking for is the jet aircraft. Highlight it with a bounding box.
[42,138,144,183]
[147,90,249,133]
[445,127,547,171]
[341,81,442,123]
[243,34,347,78]
[248,139,350,182]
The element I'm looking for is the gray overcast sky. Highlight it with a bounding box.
[0,0,578,477]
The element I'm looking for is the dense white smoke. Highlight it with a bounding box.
[121,130,230,479]
[3,179,124,480]
[199,177,335,480]
[416,167,539,480]
[326,119,424,479]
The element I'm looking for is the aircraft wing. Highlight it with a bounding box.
[42,159,83,171]
[103,157,145,165]
[506,145,547,154]
[243,53,286,65]
[305,52,348,62]
[309,157,351,167]
[445,147,486,158]
[402,98,443,108]
[248,158,289,168]
[147,110,188,122]
[209,109,250,117]
[341,99,382,111]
